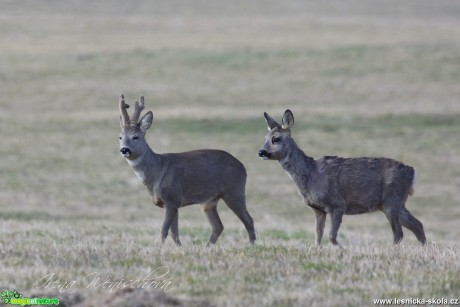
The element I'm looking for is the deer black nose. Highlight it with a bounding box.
[120,147,131,156]
[258,149,269,158]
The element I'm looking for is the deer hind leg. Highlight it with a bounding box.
[161,206,178,244]
[400,207,426,245]
[201,202,224,246]
[382,204,404,244]
[222,194,256,244]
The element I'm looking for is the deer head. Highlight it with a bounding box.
[118,94,153,160]
[258,109,295,161]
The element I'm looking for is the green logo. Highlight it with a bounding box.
[1,290,59,306]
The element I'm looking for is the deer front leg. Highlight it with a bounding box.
[313,208,326,245]
[161,206,178,244]
[329,209,344,247]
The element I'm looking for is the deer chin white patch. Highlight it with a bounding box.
[260,156,269,160]
[126,156,142,167]
[121,152,131,158]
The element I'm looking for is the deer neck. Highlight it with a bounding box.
[126,145,162,184]
[279,141,317,186]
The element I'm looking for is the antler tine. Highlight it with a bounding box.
[119,94,130,126]
[130,96,145,124]
[139,95,145,108]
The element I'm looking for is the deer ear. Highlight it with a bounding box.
[264,112,281,131]
[282,109,294,130]
[139,111,153,132]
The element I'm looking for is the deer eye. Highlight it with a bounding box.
[272,136,280,144]
[118,136,122,140]
[133,136,139,140]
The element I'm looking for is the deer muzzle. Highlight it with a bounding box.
[258,149,271,160]
[120,147,132,157]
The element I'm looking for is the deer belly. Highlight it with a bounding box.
[342,184,382,214]
[181,194,218,207]
[345,200,378,215]
[345,202,367,214]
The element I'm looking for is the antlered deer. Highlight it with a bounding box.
[119,95,256,246]
[258,110,426,246]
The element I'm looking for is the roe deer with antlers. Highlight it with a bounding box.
[119,95,256,246]
[258,110,426,246]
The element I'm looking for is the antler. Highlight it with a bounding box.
[130,96,145,124]
[119,94,130,126]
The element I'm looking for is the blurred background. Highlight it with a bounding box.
[1,0,459,305]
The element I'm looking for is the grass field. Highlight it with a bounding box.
[1,1,460,306]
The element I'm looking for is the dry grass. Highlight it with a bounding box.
[1,0,460,306]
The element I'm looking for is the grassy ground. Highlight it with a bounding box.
[1,1,460,306]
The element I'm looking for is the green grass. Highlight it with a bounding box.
[1,0,460,306]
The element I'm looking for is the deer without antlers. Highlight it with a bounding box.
[118,95,256,246]
[258,110,426,246]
